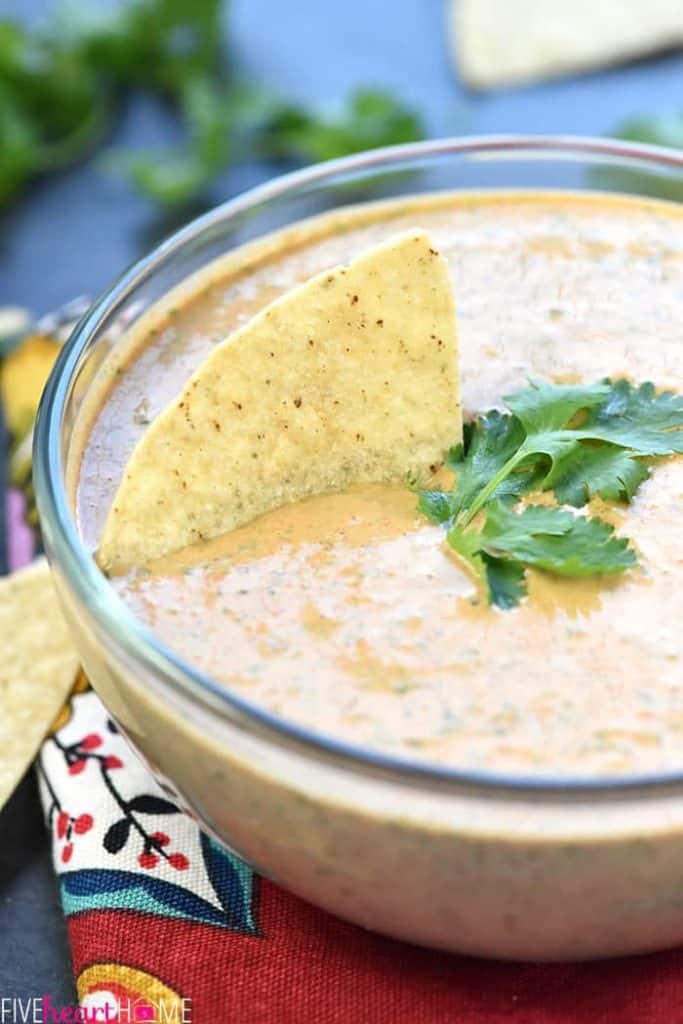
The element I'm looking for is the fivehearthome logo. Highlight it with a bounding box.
[0,997,191,1023]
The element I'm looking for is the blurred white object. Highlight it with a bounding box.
[0,307,31,351]
[450,0,683,89]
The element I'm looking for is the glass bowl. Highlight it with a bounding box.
[34,136,683,961]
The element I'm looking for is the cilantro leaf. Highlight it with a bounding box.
[447,517,486,571]
[260,89,423,164]
[115,75,236,206]
[418,411,539,524]
[478,502,637,577]
[75,0,223,96]
[546,380,683,501]
[581,380,683,456]
[504,378,612,435]
[506,379,614,486]
[446,502,636,609]
[0,16,106,206]
[481,555,527,610]
[417,489,455,524]
[460,381,613,522]
[417,376,683,609]
[447,411,539,514]
[615,112,683,150]
[551,445,649,507]
[448,521,528,609]
[594,113,683,203]
[0,5,425,209]
[446,519,490,597]
[461,378,683,524]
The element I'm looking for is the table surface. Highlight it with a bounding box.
[1,0,681,1003]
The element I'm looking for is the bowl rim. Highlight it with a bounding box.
[34,133,683,798]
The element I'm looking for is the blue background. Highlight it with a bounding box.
[0,0,681,1004]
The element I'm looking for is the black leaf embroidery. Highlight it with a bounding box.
[103,817,132,854]
[127,795,180,815]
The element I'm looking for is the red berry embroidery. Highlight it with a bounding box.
[56,811,70,839]
[168,853,189,871]
[73,814,94,835]
[69,759,86,775]
[103,755,124,770]
[138,853,159,870]
[61,843,73,864]
[80,733,102,751]
[151,832,170,847]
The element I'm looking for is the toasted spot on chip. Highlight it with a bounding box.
[0,559,79,810]
[99,231,462,571]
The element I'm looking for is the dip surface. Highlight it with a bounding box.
[76,191,683,779]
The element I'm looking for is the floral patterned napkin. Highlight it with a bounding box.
[4,308,683,1023]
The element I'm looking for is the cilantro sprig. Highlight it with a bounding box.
[595,112,683,203]
[418,379,683,608]
[0,0,423,210]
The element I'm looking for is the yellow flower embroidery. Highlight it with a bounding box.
[50,669,91,734]
[78,963,185,1021]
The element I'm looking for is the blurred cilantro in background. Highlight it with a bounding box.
[1,0,679,212]
[0,0,423,209]
[613,113,683,151]
[591,111,683,202]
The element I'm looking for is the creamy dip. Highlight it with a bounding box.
[76,191,683,780]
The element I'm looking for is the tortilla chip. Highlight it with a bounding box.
[0,559,79,810]
[451,0,683,89]
[99,231,462,570]
[0,333,61,442]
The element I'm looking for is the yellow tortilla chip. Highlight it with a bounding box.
[100,231,462,570]
[0,559,79,810]
[0,333,61,442]
[451,0,683,89]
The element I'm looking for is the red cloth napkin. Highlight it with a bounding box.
[7,487,678,1023]
[65,894,683,1023]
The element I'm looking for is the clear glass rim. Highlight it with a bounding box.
[34,134,683,798]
